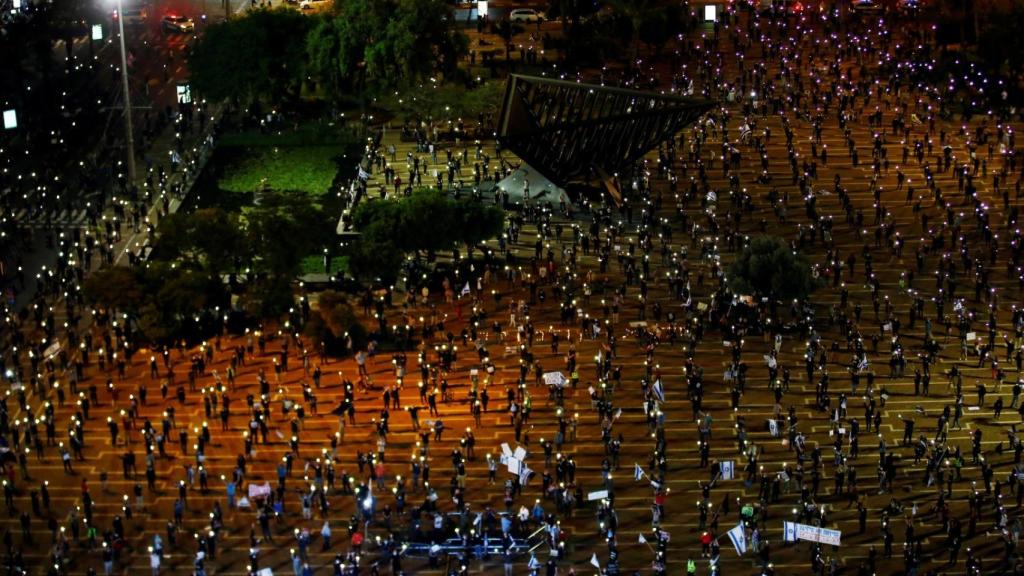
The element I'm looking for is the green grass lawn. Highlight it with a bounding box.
[299,254,349,276]
[219,145,341,196]
[185,121,360,278]
[216,122,360,196]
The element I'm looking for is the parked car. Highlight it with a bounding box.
[300,0,328,10]
[852,0,882,13]
[509,8,544,23]
[113,4,148,25]
[161,14,194,32]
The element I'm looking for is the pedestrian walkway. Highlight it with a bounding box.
[358,126,512,200]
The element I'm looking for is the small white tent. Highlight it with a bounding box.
[495,163,571,208]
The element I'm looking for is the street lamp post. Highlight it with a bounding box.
[114,0,137,183]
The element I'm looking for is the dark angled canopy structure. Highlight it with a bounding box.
[497,74,715,198]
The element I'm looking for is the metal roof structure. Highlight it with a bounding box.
[497,74,715,194]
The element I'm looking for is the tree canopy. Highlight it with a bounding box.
[131,196,334,333]
[976,2,1024,77]
[245,193,335,279]
[348,189,504,283]
[303,290,369,355]
[189,8,311,103]
[83,261,229,344]
[726,236,819,302]
[306,0,468,100]
[151,208,248,274]
[191,0,468,105]
[377,81,504,125]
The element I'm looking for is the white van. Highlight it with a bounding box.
[113,3,148,25]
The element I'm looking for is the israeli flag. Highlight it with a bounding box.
[652,379,665,402]
[720,461,735,480]
[727,523,747,555]
[783,521,798,543]
[635,463,645,481]
[768,419,780,437]
[857,356,870,372]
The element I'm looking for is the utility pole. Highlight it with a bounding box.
[115,0,137,183]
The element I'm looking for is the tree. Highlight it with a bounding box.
[83,267,145,313]
[352,188,504,253]
[493,19,519,63]
[303,290,369,355]
[546,0,600,33]
[348,189,504,282]
[307,0,468,102]
[638,5,684,57]
[189,8,311,104]
[977,3,1024,76]
[245,192,335,279]
[152,208,247,275]
[138,263,228,343]
[305,17,351,101]
[726,236,819,302]
[383,81,504,124]
[84,262,230,344]
[238,274,295,319]
[607,0,657,59]
[347,238,406,286]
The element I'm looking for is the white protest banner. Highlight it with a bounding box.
[248,482,272,499]
[44,341,62,359]
[818,528,842,546]
[513,446,527,461]
[501,443,513,458]
[543,372,567,387]
[587,490,609,501]
[796,523,820,543]
[789,522,842,545]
